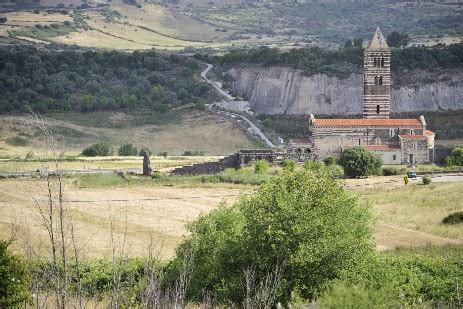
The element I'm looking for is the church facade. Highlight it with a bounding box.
[289,28,435,165]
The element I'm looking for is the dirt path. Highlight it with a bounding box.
[375,221,462,251]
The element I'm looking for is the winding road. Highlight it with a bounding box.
[201,64,276,148]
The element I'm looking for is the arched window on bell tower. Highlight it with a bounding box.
[379,76,383,85]
[376,105,380,114]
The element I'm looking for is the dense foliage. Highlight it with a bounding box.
[82,143,112,157]
[118,143,138,156]
[442,212,463,225]
[254,159,269,174]
[445,147,463,166]
[171,169,374,303]
[0,241,30,307]
[218,43,463,78]
[339,146,382,178]
[386,31,410,48]
[0,47,212,113]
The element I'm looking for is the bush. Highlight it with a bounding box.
[182,150,205,156]
[422,176,432,185]
[82,143,111,157]
[0,17,7,24]
[138,148,152,156]
[6,136,30,147]
[118,143,138,156]
[282,159,296,172]
[339,147,382,178]
[382,166,399,176]
[0,241,30,307]
[323,155,336,166]
[254,160,269,174]
[403,175,409,186]
[445,147,463,166]
[172,170,374,304]
[158,151,168,158]
[303,160,324,171]
[442,211,463,225]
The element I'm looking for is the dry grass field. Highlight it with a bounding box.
[0,109,260,158]
[0,174,461,261]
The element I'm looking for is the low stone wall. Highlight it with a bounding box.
[171,153,240,176]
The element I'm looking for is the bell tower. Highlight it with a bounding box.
[363,27,391,119]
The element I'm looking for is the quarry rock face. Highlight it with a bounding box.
[228,67,463,115]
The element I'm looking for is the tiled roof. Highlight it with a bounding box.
[425,130,435,136]
[365,145,401,151]
[399,135,427,140]
[313,118,422,127]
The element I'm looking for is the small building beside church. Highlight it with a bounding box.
[290,28,435,165]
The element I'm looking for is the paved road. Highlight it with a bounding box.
[409,174,463,183]
[201,64,276,148]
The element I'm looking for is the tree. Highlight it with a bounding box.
[174,170,374,304]
[386,31,410,48]
[0,241,30,307]
[445,147,463,166]
[339,146,382,178]
[254,160,269,174]
[118,143,138,156]
[323,155,337,166]
[281,159,295,172]
[138,148,152,156]
[82,142,111,157]
[0,17,6,24]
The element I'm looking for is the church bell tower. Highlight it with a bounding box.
[363,27,391,119]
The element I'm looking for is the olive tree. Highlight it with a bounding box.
[172,169,375,304]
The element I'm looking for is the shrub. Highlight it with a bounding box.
[442,212,463,225]
[403,175,409,186]
[445,147,463,166]
[82,142,111,157]
[172,170,374,304]
[0,241,30,307]
[0,17,7,24]
[382,166,399,176]
[323,155,336,166]
[303,160,324,171]
[118,143,138,156]
[339,147,382,178]
[282,159,296,172]
[183,150,205,156]
[254,160,269,174]
[138,148,152,156]
[25,151,35,159]
[422,176,432,185]
[158,151,168,158]
[6,136,30,147]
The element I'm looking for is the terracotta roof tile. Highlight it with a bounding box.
[313,118,422,127]
[365,145,401,151]
[399,135,427,140]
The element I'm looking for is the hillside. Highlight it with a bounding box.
[0,46,217,113]
[0,1,461,49]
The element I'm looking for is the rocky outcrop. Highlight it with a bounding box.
[228,67,463,115]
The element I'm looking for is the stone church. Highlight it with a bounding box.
[290,28,435,165]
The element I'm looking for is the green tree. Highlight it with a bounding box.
[0,241,30,307]
[194,98,206,111]
[323,155,337,166]
[118,143,138,156]
[254,160,269,174]
[339,147,382,178]
[174,170,374,304]
[138,148,152,156]
[282,159,296,172]
[387,31,410,48]
[82,142,111,157]
[445,147,463,166]
[0,17,7,24]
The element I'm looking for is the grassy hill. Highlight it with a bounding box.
[0,1,461,50]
